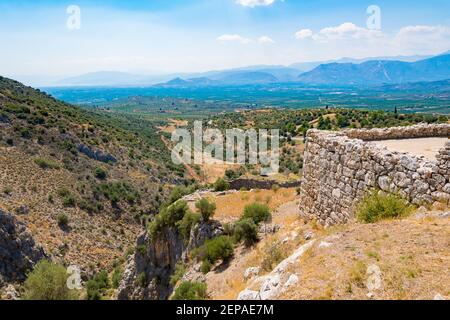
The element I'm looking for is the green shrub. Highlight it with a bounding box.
[57,213,69,228]
[57,187,71,198]
[233,218,258,246]
[86,270,109,300]
[261,243,286,272]
[195,236,234,273]
[147,201,189,239]
[168,185,191,204]
[34,157,60,170]
[62,195,76,207]
[23,260,79,300]
[195,198,216,221]
[213,178,229,192]
[136,272,147,288]
[136,245,147,256]
[357,190,413,223]
[171,281,207,300]
[200,260,212,274]
[170,263,187,287]
[3,186,12,195]
[243,203,271,225]
[176,211,201,240]
[94,181,139,205]
[111,267,122,289]
[94,167,107,180]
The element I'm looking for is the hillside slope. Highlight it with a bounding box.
[177,191,449,300]
[0,76,185,290]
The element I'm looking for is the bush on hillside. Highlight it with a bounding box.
[242,203,271,225]
[147,200,189,239]
[34,157,60,170]
[176,211,201,240]
[357,190,413,223]
[23,260,79,300]
[194,236,234,273]
[213,178,229,192]
[171,281,207,300]
[86,270,109,300]
[195,198,216,221]
[94,167,107,180]
[232,218,258,246]
[56,213,69,228]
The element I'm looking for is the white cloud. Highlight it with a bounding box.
[312,23,383,41]
[258,36,275,44]
[217,34,252,44]
[236,0,275,8]
[393,25,450,54]
[395,25,450,40]
[295,29,313,39]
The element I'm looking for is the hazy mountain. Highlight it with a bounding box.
[51,52,448,87]
[297,54,450,85]
[290,54,432,72]
[157,71,280,87]
[55,71,174,87]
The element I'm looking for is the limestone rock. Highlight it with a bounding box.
[0,209,46,285]
[244,267,260,281]
[118,220,223,300]
[238,289,260,300]
[284,274,299,287]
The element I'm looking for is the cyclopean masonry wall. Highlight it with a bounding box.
[299,123,450,226]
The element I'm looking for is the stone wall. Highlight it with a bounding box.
[229,178,301,191]
[299,124,450,226]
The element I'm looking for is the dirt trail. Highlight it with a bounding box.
[160,135,202,181]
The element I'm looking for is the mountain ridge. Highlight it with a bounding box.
[46,52,447,88]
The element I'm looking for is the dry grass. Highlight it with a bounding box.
[211,188,297,223]
[203,189,449,301]
[279,216,450,300]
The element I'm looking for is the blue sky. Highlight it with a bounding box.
[1,0,449,81]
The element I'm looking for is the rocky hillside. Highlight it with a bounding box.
[0,209,46,287]
[0,77,186,293]
[118,188,449,301]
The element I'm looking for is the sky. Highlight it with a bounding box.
[1,0,450,81]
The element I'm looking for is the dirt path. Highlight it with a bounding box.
[160,135,202,181]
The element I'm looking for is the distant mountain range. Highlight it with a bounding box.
[42,52,450,88]
[297,53,450,85]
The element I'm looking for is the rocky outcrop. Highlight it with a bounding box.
[238,240,316,300]
[0,209,46,287]
[117,220,223,300]
[76,143,117,163]
[300,123,450,226]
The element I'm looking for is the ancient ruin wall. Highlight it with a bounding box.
[299,124,450,226]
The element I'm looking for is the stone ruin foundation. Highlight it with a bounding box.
[299,123,450,226]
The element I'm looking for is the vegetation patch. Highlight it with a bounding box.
[86,270,110,300]
[242,203,271,225]
[193,236,234,273]
[195,198,216,221]
[213,178,230,192]
[172,281,207,300]
[23,260,79,300]
[34,157,60,170]
[357,190,414,223]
